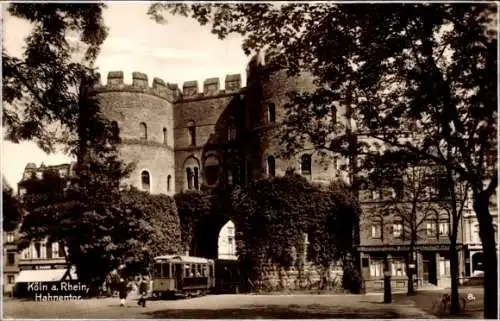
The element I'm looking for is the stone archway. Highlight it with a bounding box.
[218,220,237,260]
[190,214,232,259]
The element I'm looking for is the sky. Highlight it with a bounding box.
[1,2,249,191]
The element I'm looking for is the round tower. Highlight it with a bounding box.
[93,71,180,195]
[245,55,349,184]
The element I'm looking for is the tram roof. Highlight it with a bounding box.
[154,255,214,264]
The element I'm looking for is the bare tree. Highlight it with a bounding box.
[374,161,438,295]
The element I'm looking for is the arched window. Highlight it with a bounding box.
[186,168,193,190]
[140,122,147,141]
[141,170,150,192]
[167,175,172,192]
[267,155,276,177]
[111,121,120,142]
[301,154,312,176]
[163,127,167,144]
[268,103,276,123]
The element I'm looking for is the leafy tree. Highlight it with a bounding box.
[19,168,182,290]
[148,4,498,317]
[2,179,24,232]
[3,3,108,153]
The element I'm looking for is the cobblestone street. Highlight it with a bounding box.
[3,293,435,319]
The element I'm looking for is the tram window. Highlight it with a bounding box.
[185,264,190,277]
[209,265,214,277]
[191,264,196,277]
[154,263,162,277]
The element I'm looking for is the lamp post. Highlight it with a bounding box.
[383,267,392,303]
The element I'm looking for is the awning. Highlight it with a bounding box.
[16,268,77,283]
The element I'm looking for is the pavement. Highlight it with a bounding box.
[3,293,437,319]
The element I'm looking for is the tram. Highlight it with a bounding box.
[151,255,215,298]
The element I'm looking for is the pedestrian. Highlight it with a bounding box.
[137,275,150,307]
[118,278,127,307]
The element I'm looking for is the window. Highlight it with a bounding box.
[6,232,15,243]
[52,242,60,258]
[167,175,172,192]
[392,260,405,276]
[194,167,199,190]
[163,127,167,144]
[46,242,52,259]
[34,242,41,259]
[188,126,196,146]
[267,156,276,177]
[186,168,193,190]
[111,121,120,142]
[437,177,451,198]
[7,252,15,265]
[370,260,384,277]
[426,222,437,236]
[331,106,337,125]
[372,190,380,200]
[393,223,403,238]
[371,224,382,238]
[268,103,276,123]
[472,224,480,243]
[439,221,449,236]
[362,258,369,268]
[301,154,312,176]
[228,124,237,141]
[439,258,451,276]
[8,275,15,284]
[141,170,151,192]
[58,243,66,258]
[139,122,147,141]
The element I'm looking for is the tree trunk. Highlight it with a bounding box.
[406,251,415,295]
[449,242,460,314]
[474,193,498,319]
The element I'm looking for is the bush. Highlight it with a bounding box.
[342,263,364,294]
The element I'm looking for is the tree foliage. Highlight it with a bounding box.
[231,174,361,287]
[148,4,497,316]
[2,180,24,232]
[3,3,108,153]
[174,190,213,252]
[19,168,182,289]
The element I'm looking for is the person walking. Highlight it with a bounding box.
[118,278,127,307]
[137,275,150,307]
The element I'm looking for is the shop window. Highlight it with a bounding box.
[392,260,405,276]
[370,260,384,277]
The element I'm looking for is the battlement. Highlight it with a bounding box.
[93,71,182,101]
[93,71,243,102]
[180,74,242,100]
